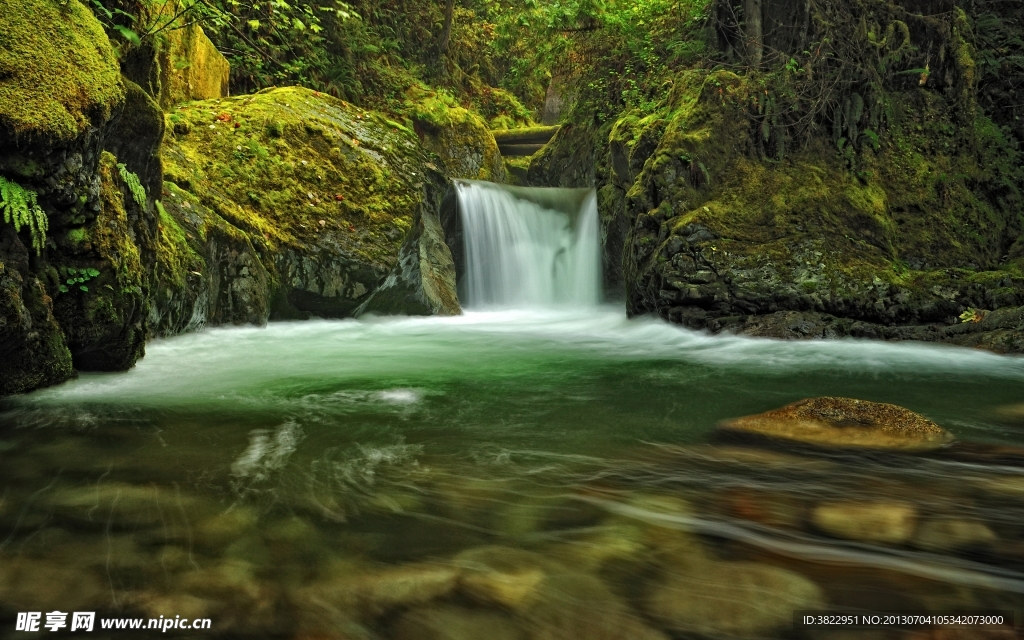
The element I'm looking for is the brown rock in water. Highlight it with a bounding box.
[912,518,997,551]
[994,403,1024,424]
[644,558,824,639]
[811,501,918,545]
[455,546,551,611]
[717,397,954,450]
[392,606,525,640]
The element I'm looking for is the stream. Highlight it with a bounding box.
[0,183,1022,639]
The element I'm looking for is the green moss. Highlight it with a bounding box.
[403,84,503,181]
[96,152,143,292]
[163,86,429,268]
[155,199,203,289]
[0,0,124,141]
[619,67,1024,319]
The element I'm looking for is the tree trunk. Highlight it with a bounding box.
[744,0,763,67]
[438,0,456,60]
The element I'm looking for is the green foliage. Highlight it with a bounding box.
[116,163,147,207]
[0,176,48,254]
[58,266,101,294]
[483,0,710,121]
[959,307,984,323]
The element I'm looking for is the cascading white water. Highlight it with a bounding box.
[456,180,602,308]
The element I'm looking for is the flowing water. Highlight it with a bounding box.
[1,183,1023,639]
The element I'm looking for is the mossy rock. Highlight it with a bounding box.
[405,85,505,182]
[155,3,230,109]
[0,228,74,394]
[151,182,272,336]
[52,152,153,371]
[0,0,123,144]
[548,69,1024,350]
[161,86,449,319]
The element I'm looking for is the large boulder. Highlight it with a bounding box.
[0,0,167,388]
[717,397,954,450]
[159,86,459,324]
[157,19,230,110]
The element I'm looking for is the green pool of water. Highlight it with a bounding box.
[1,309,1022,638]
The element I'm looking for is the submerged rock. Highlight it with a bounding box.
[392,605,525,640]
[525,572,668,640]
[995,403,1024,424]
[45,481,181,526]
[717,397,954,450]
[455,546,551,611]
[0,555,106,612]
[644,558,824,639]
[297,560,460,620]
[912,518,997,551]
[811,500,918,544]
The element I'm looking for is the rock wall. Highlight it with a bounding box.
[157,22,231,110]
[0,0,162,389]
[531,70,1024,352]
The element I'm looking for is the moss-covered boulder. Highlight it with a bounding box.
[150,182,271,335]
[157,19,230,110]
[159,86,459,322]
[536,69,1024,351]
[406,85,506,182]
[0,0,171,390]
[0,0,124,146]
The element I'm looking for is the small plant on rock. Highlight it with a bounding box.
[0,176,48,254]
[959,308,986,324]
[59,266,101,293]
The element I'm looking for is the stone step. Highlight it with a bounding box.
[498,143,546,157]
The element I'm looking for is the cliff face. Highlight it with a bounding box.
[530,9,1024,352]
[0,0,158,392]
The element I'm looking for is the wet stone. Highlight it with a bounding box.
[0,555,107,612]
[644,558,825,639]
[298,559,460,619]
[994,403,1024,424]
[912,518,998,551]
[44,481,203,527]
[717,397,954,450]
[524,572,668,640]
[392,605,525,640]
[812,501,918,545]
[455,546,551,611]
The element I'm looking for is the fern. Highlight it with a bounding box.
[117,163,147,207]
[0,176,48,254]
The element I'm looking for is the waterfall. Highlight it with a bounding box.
[456,180,602,309]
